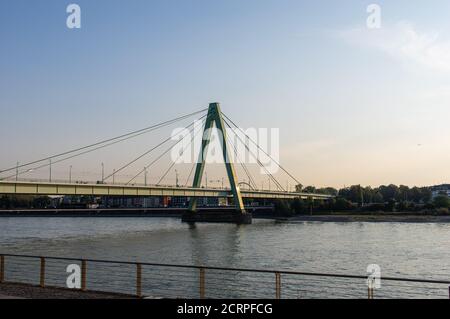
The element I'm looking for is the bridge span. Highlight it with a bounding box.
[0,180,333,201]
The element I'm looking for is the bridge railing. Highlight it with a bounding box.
[0,253,448,299]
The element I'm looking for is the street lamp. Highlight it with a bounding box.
[69,165,72,183]
[101,163,104,182]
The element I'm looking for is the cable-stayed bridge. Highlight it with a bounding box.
[0,103,333,223]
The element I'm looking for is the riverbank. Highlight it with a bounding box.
[284,214,450,223]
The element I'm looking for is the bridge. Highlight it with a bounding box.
[0,180,332,200]
[0,102,334,224]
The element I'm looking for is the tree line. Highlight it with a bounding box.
[272,183,450,216]
[296,184,433,205]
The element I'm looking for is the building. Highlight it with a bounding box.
[431,184,450,199]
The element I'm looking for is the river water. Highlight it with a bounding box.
[1,217,449,298]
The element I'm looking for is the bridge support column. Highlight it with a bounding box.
[184,103,251,224]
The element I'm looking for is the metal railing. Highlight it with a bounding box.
[0,253,449,299]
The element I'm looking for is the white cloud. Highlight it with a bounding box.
[338,22,450,72]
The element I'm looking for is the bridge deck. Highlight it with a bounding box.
[0,181,333,200]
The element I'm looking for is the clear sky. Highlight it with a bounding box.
[1,0,450,188]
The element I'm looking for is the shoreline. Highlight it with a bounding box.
[283,214,450,223]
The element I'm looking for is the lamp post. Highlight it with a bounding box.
[144,167,148,186]
[101,163,104,182]
[49,159,52,182]
[69,165,72,183]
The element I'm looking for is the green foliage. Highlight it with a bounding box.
[433,195,450,208]
[274,200,293,217]
[333,198,353,211]
[303,186,316,193]
[290,198,305,214]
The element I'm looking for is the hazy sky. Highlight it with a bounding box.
[1,0,450,188]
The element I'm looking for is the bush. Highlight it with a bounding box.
[274,200,293,217]
[363,203,386,212]
[433,195,450,208]
[333,198,354,211]
[291,198,305,215]
[436,207,450,215]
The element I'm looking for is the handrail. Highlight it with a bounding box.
[1,253,448,285]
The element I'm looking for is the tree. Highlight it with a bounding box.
[372,191,384,203]
[378,185,399,202]
[291,198,305,214]
[410,187,422,203]
[303,186,316,193]
[398,185,410,202]
[420,188,432,203]
[317,187,338,196]
[433,195,450,208]
[295,184,303,192]
[274,200,293,216]
[333,198,353,211]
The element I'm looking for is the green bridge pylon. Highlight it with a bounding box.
[188,103,246,213]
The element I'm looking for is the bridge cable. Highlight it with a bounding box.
[1,113,205,181]
[224,118,284,192]
[223,118,281,191]
[223,129,258,190]
[156,117,206,186]
[104,114,206,183]
[0,108,207,175]
[184,161,196,187]
[222,112,302,187]
[222,118,285,192]
[125,114,207,185]
[223,118,282,191]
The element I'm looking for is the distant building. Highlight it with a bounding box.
[431,184,450,198]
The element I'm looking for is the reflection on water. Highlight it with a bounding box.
[1,217,450,298]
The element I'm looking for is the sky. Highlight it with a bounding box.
[1,0,450,189]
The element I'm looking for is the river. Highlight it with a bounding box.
[1,217,449,298]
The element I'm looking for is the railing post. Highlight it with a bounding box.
[275,272,281,299]
[367,276,376,299]
[368,287,373,299]
[81,260,87,291]
[0,255,4,283]
[199,268,205,299]
[136,263,142,298]
[39,257,46,288]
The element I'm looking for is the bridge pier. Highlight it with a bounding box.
[182,210,252,224]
